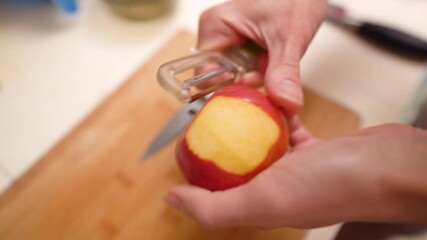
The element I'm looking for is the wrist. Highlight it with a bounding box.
[341,125,427,224]
[378,127,427,223]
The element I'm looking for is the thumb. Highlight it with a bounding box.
[264,42,304,115]
[165,184,256,229]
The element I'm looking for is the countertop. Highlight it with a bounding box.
[0,0,426,239]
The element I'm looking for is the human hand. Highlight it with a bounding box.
[197,0,328,114]
[166,122,427,229]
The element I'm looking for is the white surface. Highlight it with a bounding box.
[0,0,226,178]
[0,163,12,193]
[0,0,426,239]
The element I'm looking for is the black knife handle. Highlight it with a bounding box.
[358,22,427,58]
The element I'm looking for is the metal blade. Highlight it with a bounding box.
[142,98,207,160]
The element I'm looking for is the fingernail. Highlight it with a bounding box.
[165,193,183,212]
[278,80,303,105]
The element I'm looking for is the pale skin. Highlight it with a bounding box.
[165,0,427,229]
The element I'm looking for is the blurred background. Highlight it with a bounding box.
[0,0,220,188]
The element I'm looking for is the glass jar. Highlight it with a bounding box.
[103,0,176,20]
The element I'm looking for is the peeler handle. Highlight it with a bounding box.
[226,41,263,71]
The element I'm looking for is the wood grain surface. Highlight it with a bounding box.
[0,31,359,240]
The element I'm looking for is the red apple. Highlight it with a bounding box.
[176,85,289,191]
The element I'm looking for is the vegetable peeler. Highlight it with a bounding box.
[157,41,263,103]
[142,43,262,160]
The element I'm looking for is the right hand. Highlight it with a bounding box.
[197,0,328,114]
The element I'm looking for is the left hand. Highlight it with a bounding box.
[165,121,427,229]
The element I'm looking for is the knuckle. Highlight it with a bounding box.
[277,59,300,70]
[199,6,222,24]
[265,60,300,84]
[199,1,232,26]
[199,10,213,24]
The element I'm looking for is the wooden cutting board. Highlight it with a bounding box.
[0,31,359,240]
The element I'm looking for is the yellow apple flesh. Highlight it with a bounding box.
[176,85,288,190]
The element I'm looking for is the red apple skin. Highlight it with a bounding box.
[176,85,289,191]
